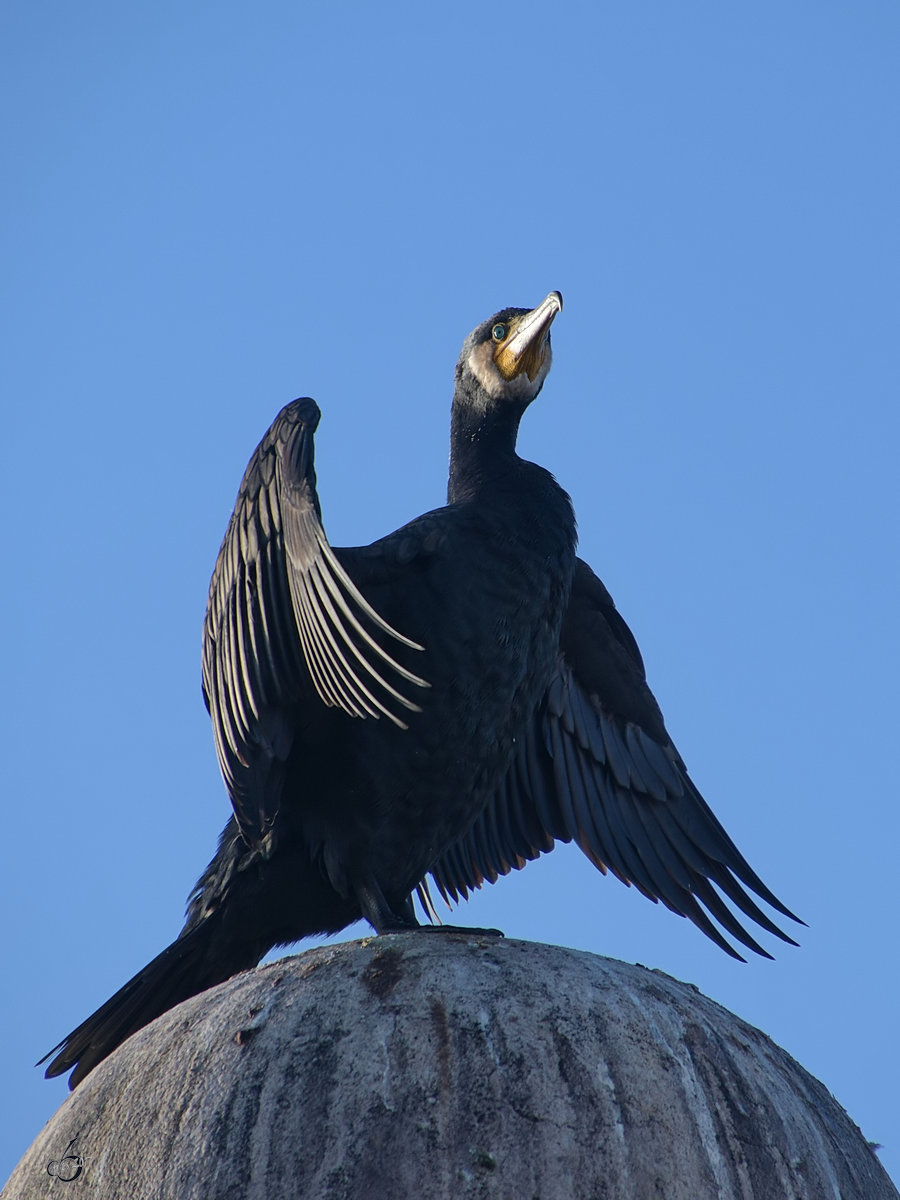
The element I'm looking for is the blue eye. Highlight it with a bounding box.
[492,323,508,342]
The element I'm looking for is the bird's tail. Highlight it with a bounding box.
[40,818,357,1088]
[39,908,248,1088]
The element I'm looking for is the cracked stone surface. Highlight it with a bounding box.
[5,936,896,1199]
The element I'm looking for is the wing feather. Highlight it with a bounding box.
[428,556,802,957]
[203,398,429,844]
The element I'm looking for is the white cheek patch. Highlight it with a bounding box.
[467,342,552,404]
[467,343,505,401]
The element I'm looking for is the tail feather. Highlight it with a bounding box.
[41,821,268,1088]
[40,911,251,1088]
[40,818,365,1088]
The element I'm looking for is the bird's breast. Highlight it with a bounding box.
[293,478,577,899]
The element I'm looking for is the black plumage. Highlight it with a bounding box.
[42,292,800,1088]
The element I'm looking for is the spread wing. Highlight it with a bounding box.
[202,398,429,845]
[430,558,802,960]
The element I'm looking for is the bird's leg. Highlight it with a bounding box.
[356,878,420,933]
[396,894,420,926]
[357,877,504,938]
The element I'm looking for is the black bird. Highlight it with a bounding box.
[43,293,800,1087]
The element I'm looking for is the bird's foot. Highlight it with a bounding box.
[416,923,504,938]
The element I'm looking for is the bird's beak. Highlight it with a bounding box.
[495,291,564,382]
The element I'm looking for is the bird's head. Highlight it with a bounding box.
[457,291,563,413]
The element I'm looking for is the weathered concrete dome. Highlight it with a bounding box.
[6,936,896,1199]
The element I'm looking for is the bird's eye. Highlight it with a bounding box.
[491,323,508,342]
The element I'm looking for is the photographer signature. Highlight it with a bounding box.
[46,1133,83,1182]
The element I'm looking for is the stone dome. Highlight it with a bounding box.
[5,935,896,1199]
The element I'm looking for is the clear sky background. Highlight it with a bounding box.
[2,1,898,1187]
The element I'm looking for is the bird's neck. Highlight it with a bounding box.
[447,398,524,504]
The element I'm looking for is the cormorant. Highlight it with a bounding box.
[42,292,801,1088]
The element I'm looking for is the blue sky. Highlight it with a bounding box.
[2,1,898,1186]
